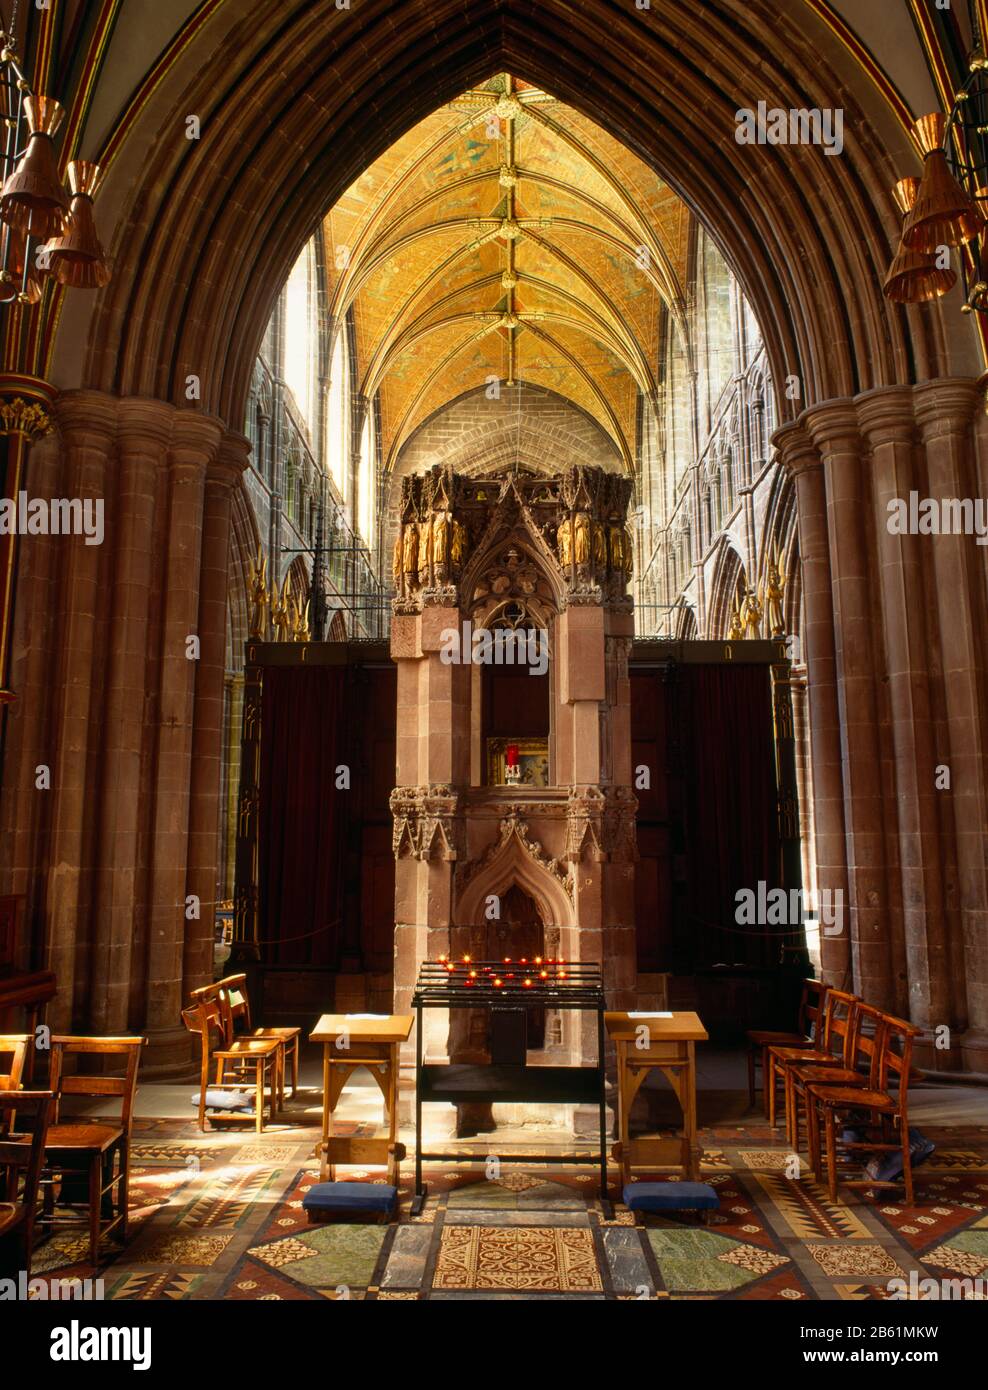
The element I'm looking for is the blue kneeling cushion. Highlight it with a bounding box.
[302,1181,397,1214]
[623,1181,719,1213]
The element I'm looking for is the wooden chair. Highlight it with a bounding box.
[745,978,828,1114]
[787,1000,884,1156]
[0,1090,53,1278]
[0,1035,29,1136]
[182,998,280,1133]
[765,988,857,1135]
[0,1034,28,1091]
[215,973,301,1104]
[303,1135,405,1224]
[40,1036,144,1267]
[806,1014,922,1205]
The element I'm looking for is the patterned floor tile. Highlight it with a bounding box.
[922,1231,988,1278]
[446,1177,585,1210]
[806,1243,904,1279]
[433,1224,602,1291]
[646,1226,788,1292]
[754,1172,872,1239]
[108,1271,203,1300]
[247,1224,386,1289]
[130,1232,234,1267]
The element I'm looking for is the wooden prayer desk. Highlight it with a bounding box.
[309,1014,413,1181]
[605,1010,708,1184]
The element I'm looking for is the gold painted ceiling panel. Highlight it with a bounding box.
[321,73,698,468]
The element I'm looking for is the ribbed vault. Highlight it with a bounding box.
[52,0,976,428]
[322,72,688,469]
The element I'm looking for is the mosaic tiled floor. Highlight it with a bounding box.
[28,1116,988,1300]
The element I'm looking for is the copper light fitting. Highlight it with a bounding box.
[884,175,957,302]
[902,113,984,254]
[0,94,69,241]
[41,161,110,288]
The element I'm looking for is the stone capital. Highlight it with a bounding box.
[771,421,820,479]
[117,396,176,459]
[854,385,915,448]
[912,377,981,439]
[170,410,224,469]
[801,399,860,456]
[207,430,251,492]
[54,388,118,448]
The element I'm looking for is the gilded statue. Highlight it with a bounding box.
[292,598,311,643]
[556,515,573,567]
[271,578,292,642]
[743,583,763,639]
[419,516,433,574]
[248,550,269,639]
[432,510,450,568]
[766,554,786,637]
[574,511,590,565]
[608,523,624,571]
[392,532,402,584]
[623,525,634,576]
[402,520,419,576]
[728,597,744,641]
[451,519,467,571]
[592,521,607,567]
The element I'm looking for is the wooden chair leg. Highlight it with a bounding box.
[767,1054,777,1127]
[900,1122,914,1207]
[784,1069,794,1147]
[807,1093,821,1181]
[255,1061,264,1134]
[825,1108,838,1203]
[746,1046,755,1109]
[118,1142,130,1244]
[291,1039,299,1097]
[88,1156,101,1266]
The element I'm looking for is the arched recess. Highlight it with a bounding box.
[456,823,574,930]
[707,539,747,640]
[226,485,261,669]
[759,462,800,638]
[49,0,975,441]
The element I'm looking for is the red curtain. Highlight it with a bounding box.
[680,664,784,969]
[258,666,346,966]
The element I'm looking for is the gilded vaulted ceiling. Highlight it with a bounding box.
[322,74,694,472]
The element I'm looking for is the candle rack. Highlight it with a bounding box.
[410,957,608,1213]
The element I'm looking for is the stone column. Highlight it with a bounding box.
[91,399,172,1033]
[914,380,988,1071]
[790,665,817,936]
[858,387,955,1061]
[44,392,116,1029]
[144,414,222,1071]
[807,403,898,1010]
[183,434,248,1010]
[224,672,245,898]
[0,425,62,968]
[774,423,850,985]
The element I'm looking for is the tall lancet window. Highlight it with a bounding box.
[358,403,376,546]
[326,327,348,500]
[283,241,316,433]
